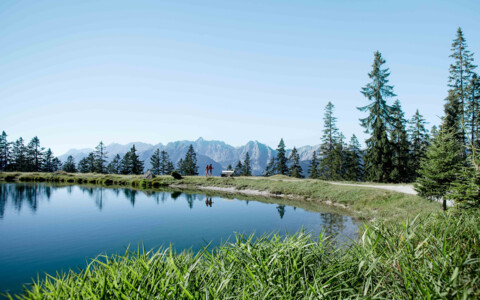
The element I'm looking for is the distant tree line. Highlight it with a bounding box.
[0,133,62,172]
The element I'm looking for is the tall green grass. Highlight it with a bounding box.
[8,210,479,299]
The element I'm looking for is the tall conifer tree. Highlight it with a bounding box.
[275,139,288,175]
[408,110,429,181]
[319,102,339,180]
[150,149,161,175]
[94,141,108,173]
[447,28,476,151]
[308,150,320,179]
[288,147,303,178]
[242,152,252,176]
[0,131,10,171]
[344,135,363,181]
[358,51,395,182]
[62,155,77,173]
[390,100,410,182]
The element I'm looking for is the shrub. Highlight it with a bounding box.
[171,171,183,180]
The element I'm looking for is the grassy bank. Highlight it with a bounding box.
[0,172,440,222]
[7,210,479,299]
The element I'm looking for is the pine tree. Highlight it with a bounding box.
[227,164,232,171]
[242,152,252,176]
[319,102,339,180]
[288,147,303,178]
[11,138,27,171]
[78,157,90,173]
[263,157,275,176]
[308,150,320,179]
[390,100,410,182]
[275,139,288,175]
[52,157,62,171]
[0,131,10,171]
[408,110,429,181]
[358,51,395,182]
[94,141,108,173]
[344,135,363,181]
[177,158,185,174]
[448,27,477,151]
[415,126,463,210]
[234,160,243,176]
[331,134,346,180]
[165,160,175,174]
[27,136,45,172]
[86,152,96,173]
[62,155,77,173]
[159,150,173,175]
[107,154,121,174]
[129,145,144,175]
[150,149,161,175]
[179,145,197,176]
[42,148,54,172]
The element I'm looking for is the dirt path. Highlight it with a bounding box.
[327,182,417,195]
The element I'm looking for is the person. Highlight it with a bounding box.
[208,164,213,176]
[205,165,209,176]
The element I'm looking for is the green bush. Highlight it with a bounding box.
[171,171,183,180]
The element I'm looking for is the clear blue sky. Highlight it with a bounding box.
[1,0,479,155]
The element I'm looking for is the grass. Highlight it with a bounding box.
[6,209,479,299]
[0,172,440,222]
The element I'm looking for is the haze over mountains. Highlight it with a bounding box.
[59,138,321,176]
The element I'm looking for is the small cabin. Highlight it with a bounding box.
[221,170,234,177]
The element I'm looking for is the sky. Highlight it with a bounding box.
[1,0,479,155]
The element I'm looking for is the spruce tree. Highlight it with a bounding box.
[52,157,62,171]
[227,164,232,171]
[86,152,96,173]
[94,141,108,173]
[27,136,45,172]
[107,154,121,174]
[319,102,339,180]
[165,160,175,174]
[448,27,477,150]
[234,160,243,176]
[159,150,173,175]
[179,145,198,176]
[120,152,132,175]
[78,157,90,173]
[177,158,185,175]
[42,148,54,172]
[390,100,410,182]
[62,155,77,173]
[275,139,288,175]
[415,126,463,210]
[242,152,252,176]
[288,147,303,178]
[408,110,429,181]
[150,149,161,175]
[264,157,275,176]
[308,150,320,179]
[358,51,395,182]
[0,131,10,171]
[11,138,27,171]
[129,145,144,175]
[330,134,345,180]
[344,135,363,181]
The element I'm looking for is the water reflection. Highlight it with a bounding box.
[0,184,348,237]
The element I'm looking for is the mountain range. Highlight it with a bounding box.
[58,138,321,176]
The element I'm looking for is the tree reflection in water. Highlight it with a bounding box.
[0,184,58,218]
[276,205,286,219]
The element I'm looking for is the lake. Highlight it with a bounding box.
[0,183,358,294]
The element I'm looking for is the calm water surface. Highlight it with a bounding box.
[0,183,357,293]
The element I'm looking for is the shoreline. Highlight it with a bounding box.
[0,172,441,222]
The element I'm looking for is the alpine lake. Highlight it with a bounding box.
[0,182,358,294]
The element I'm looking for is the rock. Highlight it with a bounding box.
[143,170,155,179]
